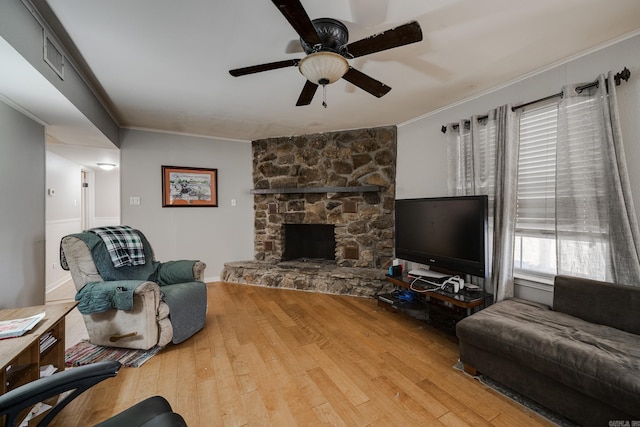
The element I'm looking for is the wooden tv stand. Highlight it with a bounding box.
[0,301,78,396]
[386,274,489,315]
[381,274,490,332]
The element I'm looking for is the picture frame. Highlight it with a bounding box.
[162,166,218,207]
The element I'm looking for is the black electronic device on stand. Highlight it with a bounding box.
[394,195,489,278]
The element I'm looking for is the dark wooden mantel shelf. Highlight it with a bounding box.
[250,185,380,195]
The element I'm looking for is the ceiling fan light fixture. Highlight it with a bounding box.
[298,51,348,85]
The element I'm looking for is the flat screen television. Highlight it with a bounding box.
[394,195,489,278]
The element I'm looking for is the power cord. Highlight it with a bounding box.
[410,275,465,293]
[409,276,446,293]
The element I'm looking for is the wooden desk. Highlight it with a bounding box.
[0,302,78,396]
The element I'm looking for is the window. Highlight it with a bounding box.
[514,103,558,278]
[448,74,637,287]
[514,101,608,281]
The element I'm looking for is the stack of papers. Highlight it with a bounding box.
[0,312,45,339]
[39,364,58,378]
[39,331,57,353]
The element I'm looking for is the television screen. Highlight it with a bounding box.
[394,195,488,277]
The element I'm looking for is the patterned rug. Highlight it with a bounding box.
[65,340,162,368]
[453,361,578,427]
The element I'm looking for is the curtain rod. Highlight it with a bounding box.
[441,67,631,133]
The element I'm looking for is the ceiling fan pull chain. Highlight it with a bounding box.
[322,85,327,108]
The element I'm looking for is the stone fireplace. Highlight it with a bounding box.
[222,126,397,297]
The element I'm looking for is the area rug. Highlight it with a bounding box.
[453,361,578,427]
[65,340,162,368]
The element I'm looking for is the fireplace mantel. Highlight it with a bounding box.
[250,185,380,195]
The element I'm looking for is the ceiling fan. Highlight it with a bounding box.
[229,0,423,107]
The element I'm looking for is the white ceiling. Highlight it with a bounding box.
[5,0,640,162]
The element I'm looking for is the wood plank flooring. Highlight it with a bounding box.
[49,282,553,426]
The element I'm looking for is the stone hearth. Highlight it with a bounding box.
[222,261,394,297]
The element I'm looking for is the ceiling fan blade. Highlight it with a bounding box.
[346,20,422,58]
[271,0,322,46]
[296,80,319,106]
[342,67,391,98]
[229,59,300,77]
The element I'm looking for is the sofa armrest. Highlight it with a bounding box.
[75,280,155,314]
[81,282,166,350]
[157,260,206,284]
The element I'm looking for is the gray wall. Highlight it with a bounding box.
[94,167,120,223]
[396,33,640,305]
[0,101,46,308]
[120,129,254,281]
[0,0,119,146]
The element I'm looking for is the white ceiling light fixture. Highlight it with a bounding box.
[97,162,116,171]
[298,51,349,85]
[298,52,349,108]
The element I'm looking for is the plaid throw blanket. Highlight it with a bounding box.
[89,226,146,268]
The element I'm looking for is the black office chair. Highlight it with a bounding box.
[0,361,186,427]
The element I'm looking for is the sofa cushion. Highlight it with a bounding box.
[553,275,640,335]
[456,298,640,416]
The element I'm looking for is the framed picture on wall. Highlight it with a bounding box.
[161,166,218,207]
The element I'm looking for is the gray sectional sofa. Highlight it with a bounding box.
[456,275,640,427]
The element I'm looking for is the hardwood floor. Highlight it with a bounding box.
[49,282,553,427]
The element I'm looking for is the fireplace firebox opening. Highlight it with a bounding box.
[283,224,336,262]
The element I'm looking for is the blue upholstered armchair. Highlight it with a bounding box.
[60,226,207,350]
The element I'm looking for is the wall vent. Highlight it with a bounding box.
[43,32,65,80]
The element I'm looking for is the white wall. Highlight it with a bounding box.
[46,152,82,221]
[120,129,254,282]
[45,151,82,291]
[397,33,640,305]
[44,151,122,291]
[0,101,45,308]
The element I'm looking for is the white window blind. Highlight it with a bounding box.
[556,97,606,235]
[516,104,558,237]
